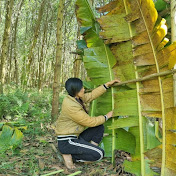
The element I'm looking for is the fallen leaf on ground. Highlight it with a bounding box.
[39,158,45,170]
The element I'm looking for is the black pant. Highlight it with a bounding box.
[57,125,105,162]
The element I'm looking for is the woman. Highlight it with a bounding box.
[53,78,120,169]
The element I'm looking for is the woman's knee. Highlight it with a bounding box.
[92,148,104,161]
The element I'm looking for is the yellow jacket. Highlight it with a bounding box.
[53,85,107,136]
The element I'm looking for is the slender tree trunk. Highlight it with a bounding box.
[0,0,14,93]
[73,29,82,78]
[171,2,176,42]
[61,17,66,88]
[51,0,65,121]
[26,0,47,87]
[73,57,82,77]
[13,0,24,87]
[8,40,13,83]
[42,12,54,89]
[171,0,176,106]
[0,1,2,23]
[90,0,94,6]
[21,11,28,88]
[38,8,48,92]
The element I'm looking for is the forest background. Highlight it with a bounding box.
[0,0,175,175]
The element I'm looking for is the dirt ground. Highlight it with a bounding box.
[0,122,133,176]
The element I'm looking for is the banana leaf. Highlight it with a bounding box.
[97,0,176,175]
[155,0,168,12]
[75,0,176,175]
[76,0,118,159]
[0,125,24,153]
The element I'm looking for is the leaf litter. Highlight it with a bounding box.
[0,122,134,176]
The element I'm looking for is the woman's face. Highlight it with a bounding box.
[76,87,85,98]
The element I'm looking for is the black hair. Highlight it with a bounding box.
[65,78,83,97]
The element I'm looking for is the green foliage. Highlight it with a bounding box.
[27,90,52,120]
[123,160,158,176]
[115,128,136,154]
[0,88,55,156]
[0,124,24,153]
[123,160,141,176]
[0,90,29,119]
[154,0,168,12]
[0,89,53,121]
[83,81,94,89]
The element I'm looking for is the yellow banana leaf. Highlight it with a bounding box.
[97,0,176,175]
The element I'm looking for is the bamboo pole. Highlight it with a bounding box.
[171,0,176,107]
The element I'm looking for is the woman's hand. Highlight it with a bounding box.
[105,79,120,88]
[106,111,113,119]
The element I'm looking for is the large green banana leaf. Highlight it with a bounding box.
[75,0,176,175]
[76,0,117,158]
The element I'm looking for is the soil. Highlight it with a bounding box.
[0,122,134,176]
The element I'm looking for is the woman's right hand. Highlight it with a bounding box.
[106,111,113,119]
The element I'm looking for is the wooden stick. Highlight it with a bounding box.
[50,144,63,162]
[159,8,170,17]
[41,169,64,176]
[85,69,176,93]
[112,69,176,87]
[70,51,83,55]
[67,171,82,176]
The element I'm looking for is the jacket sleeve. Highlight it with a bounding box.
[65,105,105,127]
[82,85,107,103]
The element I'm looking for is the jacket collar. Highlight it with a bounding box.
[66,95,83,107]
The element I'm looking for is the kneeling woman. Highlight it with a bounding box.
[53,78,119,169]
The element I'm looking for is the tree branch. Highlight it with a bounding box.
[112,69,176,87]
[85,69,176,92]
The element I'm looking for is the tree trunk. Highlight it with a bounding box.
[26,0,47,87]
[51,0,65,121]
[8,40,13,84]
[0,1,2,24]
[0,0,14,93]
[90,0,94,6]
[13,0,24,87]
[73,57,82,77]
[73,28,82,78]
[171,0,176,106]
[38,8,48,92]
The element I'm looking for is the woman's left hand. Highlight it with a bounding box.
[105,79,121,87]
